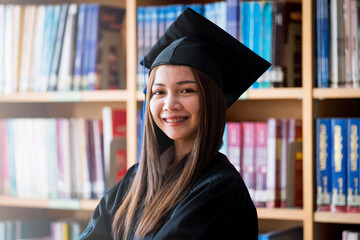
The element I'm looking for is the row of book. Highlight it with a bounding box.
[258,226,303,240]
[343,230,360,240]
[220,118,303,208]
[316,118,360,213]
[0,3,126,94]
[0,109,127,200]
[0,219,86,240]
[136,1,302,92]
[316,0,360,88]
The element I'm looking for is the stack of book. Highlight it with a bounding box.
[136,1,302,91]
[0,3,126,94]
[316,118,360,213]
[0,108,127,200]
[220,118,303,208]
[316,0,360,88]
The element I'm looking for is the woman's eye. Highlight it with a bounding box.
[181,88,195,93]
[153,90,165,95]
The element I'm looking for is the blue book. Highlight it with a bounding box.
[347,118,360,212]
[165,5,177,29]
[226,0,240,40]
[215,2,227,30]
[316,118,332,211]
[157,5,166,38]
[204,3,216,24]
[39,5,58,92]
[48,4,68,91]
[261,2,272,88]
[174,4,185,18]
[252,2,263,89]
[219,123,228,156]
[186,3,202,15]
[87,4,99,90]
[73,3,87,91]
[317,0,330,88]
[331,118,347,212]
[148,6,158,46]
[137,7,145,91]
[241,2,251,48]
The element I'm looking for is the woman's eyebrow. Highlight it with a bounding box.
[153,80,196,87]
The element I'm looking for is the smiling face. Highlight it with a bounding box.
[149,65,201,152]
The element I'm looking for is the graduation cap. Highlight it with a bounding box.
[140,7,271,108]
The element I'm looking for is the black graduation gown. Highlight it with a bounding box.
[79,153,258,240]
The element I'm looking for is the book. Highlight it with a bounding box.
[287,141,303,208]
[331,118,347,212]
[73,3,88,91]
[227,122,242,172]
[254,122,268,207]
[3,5,13,94]
[251,2,263,89]
[102,107,127,189]
[57,3,78,91]
[226,0,240,40]
[137,7,145,91]
[48,4,68,91]
[0,5,4,93]
[86,4,126,90]
[241,122,255,200]
[19,5,37,92]
[266,118,281,208]
[279,118,288,207]
[219,123,228,156]
[261,2,272,88]
[316,118,332,211]
[350,0,359,88]
[347,118,360,212]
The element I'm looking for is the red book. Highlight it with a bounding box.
[227,122,242,173]
[102,107,126,189]
[241,122,255,200]
[254,122,268,207]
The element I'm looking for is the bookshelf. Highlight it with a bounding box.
[0,0,358,239]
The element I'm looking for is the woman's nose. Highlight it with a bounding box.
[163,94,180,111]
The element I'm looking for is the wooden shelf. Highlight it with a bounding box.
[314,212,360,224]
[0,90,129,103]
[0,196,99,211]
[136,87,304,101]
[313,88,360,99]
[257,208,304,221]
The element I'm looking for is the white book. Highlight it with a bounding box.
[57,119,72,198]
[19,5,36,92]
[30,5,46,92]
[330,0,339,88]
[93,119,105,198]
[0,5,5,93]
[77,118,91,199]
[33,119,48,198]
[350,0,359,88]
[11,5,23,93]
[70,118,82,198]
[57,4,78,91]
[3,5,12,94]
[45,118,58,199]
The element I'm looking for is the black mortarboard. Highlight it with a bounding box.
[140,7,271,108]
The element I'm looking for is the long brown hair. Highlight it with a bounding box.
[112,66,227,239]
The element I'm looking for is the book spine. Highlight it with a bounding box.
[350,0,359,88]
[266,118,281,207]
[254,122,267,207]
[227,122,242,173]
[331,118,347,212]
[343,0,352,88]
[87,4,99,90]
[226,0,240,40]
[262,2,272,88]
[73,4,87,91]
[316,118,332,211]
[136,7,145,91]
[241,122,255,200]
[347,118,360,212]
[280,118,289,207]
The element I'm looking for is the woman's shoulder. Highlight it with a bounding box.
[189,153,245,195]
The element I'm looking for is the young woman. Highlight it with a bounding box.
[80,7,270,240]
